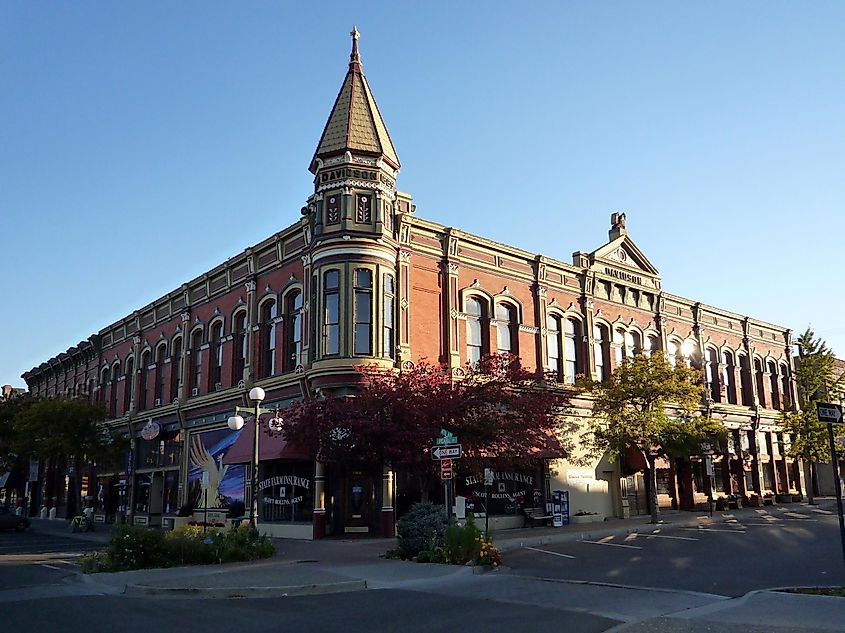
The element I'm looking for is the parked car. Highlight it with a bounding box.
[0,507,30,531]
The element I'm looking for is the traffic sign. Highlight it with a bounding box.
[818,403,843,424]
[436,428,458,446]
[431,445,462,460]
[440,458,453,478]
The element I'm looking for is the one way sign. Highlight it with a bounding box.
[818,402,843,424]
[431,445,462,460]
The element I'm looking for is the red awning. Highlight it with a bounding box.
[222,420,311,465]
[533,431,568,459]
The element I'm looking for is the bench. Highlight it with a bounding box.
[522,507,553,528]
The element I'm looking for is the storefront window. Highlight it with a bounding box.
[134,473,152,513]
[135,431,182,469]
[457,469,539,516]
[257,461,313,523]
[163,471,179,515]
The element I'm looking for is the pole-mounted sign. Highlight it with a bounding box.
[817,402,845,573]
[818,403,843,424]
[431,445,462,460]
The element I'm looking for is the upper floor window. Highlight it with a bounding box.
[754,358,766,408]
[190,330,203,396]
[593,324,610,382]
[466,297,487,366]
[495,303,517,355]
[124,357,134,413]
[667,341,679,368]
[780,365,790,409]
[354,269,373,355]
[232,311,247,384]
[722,351,737,405]
[705,348,720,402]
[563,318,580,384]
[284,291,303,372]
[259,300,277,378]
[323,270,340,356]
[155,344,167,405]
[110,363,120,417]
[739,354,753,406]
[210,321,223,389]
[171,336,183,399]
[644,334,659,357]
[768,360,780,409]
[139,351,151,410]
[547,316,562,378]
[383,275,395,359]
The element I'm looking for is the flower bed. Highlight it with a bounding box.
[78,523,274,573]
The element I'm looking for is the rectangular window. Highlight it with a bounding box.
[383,274,395,359]
[546,316,560,376]
[323,270,340,356]
[354,269,372,355]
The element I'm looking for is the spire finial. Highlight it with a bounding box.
[349,26,362,70]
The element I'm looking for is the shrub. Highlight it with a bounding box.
[396,502,448,559]
[444,516,481,565]
[80,522,275,573]
[476,535,502,568]
[227,501,245,518]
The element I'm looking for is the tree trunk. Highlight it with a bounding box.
[646,454,660,524]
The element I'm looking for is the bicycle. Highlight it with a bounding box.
[69,514,95,533]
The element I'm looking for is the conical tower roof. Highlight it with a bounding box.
[309,28,400,174]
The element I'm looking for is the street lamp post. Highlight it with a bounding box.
[227,387,283,529]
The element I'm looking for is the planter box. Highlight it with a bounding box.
[745,495,762,507]
[775,494,793,504]
[571,514,603,524]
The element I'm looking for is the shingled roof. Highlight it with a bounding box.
[309,28,400,173]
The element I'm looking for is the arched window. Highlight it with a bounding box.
[259,299,277,377]
[354,269,373,355]
[768,360,780,409]
[495,303,517,354]
[209,321,223,389]
[738,354,753,406]
[547,315,562,378]
[154,344,167,405]
[613,328,625,366]
[110,363,120,417]
[643,334,659,357]
[705,348,720,402]
[323,270,340,356]
[170,336,182,400]
[285,291,303,371]
[667,340,679,368]
[139,350,150,410]
[382,275,395,359]
[466,297,487,365]
[629,331,642,356]
[593,324,609,381]
[754,358,766,408]
[722,351,737,405]
[232,311,247,384]
[124,357,134,414]
[99,367,109,408]
[564,318,580,384]
[190,329,203,397]
[780,364,791,409]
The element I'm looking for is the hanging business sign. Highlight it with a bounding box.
[140,420,161,441]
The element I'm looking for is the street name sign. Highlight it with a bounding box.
[431,445,462,460]
[818,403,843,424]
[436,428,458,446]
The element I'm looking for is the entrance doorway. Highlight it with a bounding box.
[344,471,372,533]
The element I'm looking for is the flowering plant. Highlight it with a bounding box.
[475,536,501,568]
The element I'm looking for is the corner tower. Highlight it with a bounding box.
[302,29,412,385]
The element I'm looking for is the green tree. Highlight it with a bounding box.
[583,352,725,523]
[782,328,845,504]
[13,397,126,517]
[0,393,35,472]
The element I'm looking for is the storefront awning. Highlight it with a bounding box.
[222,420,311,464]
[533,432,568,459]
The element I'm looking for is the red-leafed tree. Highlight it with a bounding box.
[281,355,578,496]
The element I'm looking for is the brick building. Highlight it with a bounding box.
[22,32,802,537]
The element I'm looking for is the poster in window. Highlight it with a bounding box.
[187,428,246,509]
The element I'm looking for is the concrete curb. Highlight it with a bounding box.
[122,579,368,599]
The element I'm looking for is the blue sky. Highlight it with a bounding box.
[2,2,843,387]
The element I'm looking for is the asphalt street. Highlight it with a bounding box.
[0,591,616,633]
[504,505,845,596]
[0,528,96,590]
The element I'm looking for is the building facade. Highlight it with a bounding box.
[22,32,802,537]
